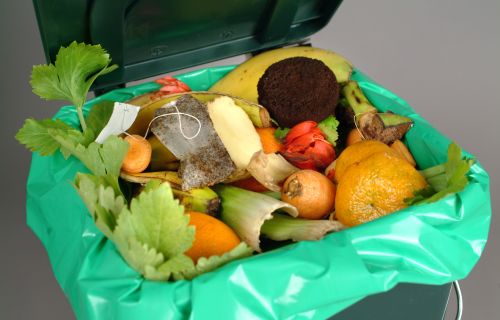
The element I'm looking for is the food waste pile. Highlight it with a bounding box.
[16,42,474,281]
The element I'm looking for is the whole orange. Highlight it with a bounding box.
[335,152,427,227]
[334,140,399,183]
[185,211,241,263]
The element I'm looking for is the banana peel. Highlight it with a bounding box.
[174,187,221,216]
[209,46,353,103]
[120,171,183,187]
[127,92,271,136]
[148,135,178,171]
[120,171,220,215]
[340,81,413,144]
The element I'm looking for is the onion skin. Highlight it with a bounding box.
[281,170,336,220]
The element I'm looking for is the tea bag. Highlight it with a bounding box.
[151,95,236,190]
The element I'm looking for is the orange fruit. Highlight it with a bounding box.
[346,128,365,146]
[335,152,427,227]
[390,139,417,167]
[334,140,398,183]
[185,211,241,263]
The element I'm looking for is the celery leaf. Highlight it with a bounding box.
[177,242,253,280]
[113,183,195,280]
[15,118,80,156]
[30,41,117,131]
[75,173,126,238]
[406,142,475,205]
[318,115,340,146]
[85,100,115,141]
[114,182,194,260]
[53,134,129,194]
[30,41,117,109]
[16,101,114,159]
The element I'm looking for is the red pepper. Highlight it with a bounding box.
[155,76,191,94]
[281,121,335,171]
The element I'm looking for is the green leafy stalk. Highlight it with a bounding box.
[16,100,115,158]
[261,213,344,242]
[30,41,117,132]
[213,185,298,252]
[406,142,475,205]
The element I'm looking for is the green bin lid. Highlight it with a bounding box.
[33,0,343,91]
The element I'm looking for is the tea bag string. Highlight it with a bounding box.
[139,101,202,140]
[352,112,367,140]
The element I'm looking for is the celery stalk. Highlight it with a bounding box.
[261,214,344,242]
[213,185,298,252]
[407,142,475,205]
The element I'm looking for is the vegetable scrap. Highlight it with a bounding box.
[17,42,476,282]
[281,120,336,171]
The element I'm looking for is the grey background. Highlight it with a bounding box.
[1,0,498,319]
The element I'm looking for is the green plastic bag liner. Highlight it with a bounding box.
[26,66,491,319]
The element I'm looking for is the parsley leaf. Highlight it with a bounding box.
[318,115,340,146]
[30,41,117,131]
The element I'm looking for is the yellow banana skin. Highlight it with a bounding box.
[208,46,353,103]
[120,171,221,215]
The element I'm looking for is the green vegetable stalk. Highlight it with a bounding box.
[261,214,344,242]
[16,42,125,194]
[214,185,298,252]
[407,142,475,205]
[30,41,117,132]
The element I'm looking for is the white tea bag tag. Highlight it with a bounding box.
[95,102,140,143]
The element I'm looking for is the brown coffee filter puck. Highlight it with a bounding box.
[257,56,340,127]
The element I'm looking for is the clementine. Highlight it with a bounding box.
[335,152,427,227]
[334,140,398,183]
[185,211,241,263]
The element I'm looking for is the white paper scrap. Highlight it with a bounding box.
[95,102,140,143]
